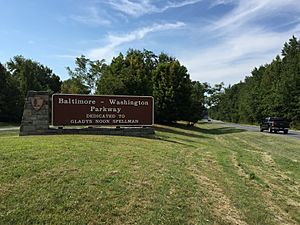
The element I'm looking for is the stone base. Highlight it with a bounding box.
[19,91,50,136]
[19,127,155,137]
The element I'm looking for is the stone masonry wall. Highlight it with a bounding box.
[19,91,50,136]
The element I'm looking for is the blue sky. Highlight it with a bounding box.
[1,0,300,85]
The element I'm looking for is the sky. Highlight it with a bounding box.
[1,0,300,85]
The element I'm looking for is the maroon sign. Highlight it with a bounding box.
[52,94,154,126]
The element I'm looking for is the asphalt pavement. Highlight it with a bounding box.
[221,122,300,141]
[0,127,19,131]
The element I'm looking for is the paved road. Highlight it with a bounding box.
[221,122,300,141]
[0,127,19,131]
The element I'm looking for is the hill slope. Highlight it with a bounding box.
[0,123,299,225]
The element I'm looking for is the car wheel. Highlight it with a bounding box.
[284,130,288,134]
[260,128,263,132]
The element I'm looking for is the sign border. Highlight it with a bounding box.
[52,93,154,126]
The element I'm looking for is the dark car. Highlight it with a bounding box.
[260,117,289,134]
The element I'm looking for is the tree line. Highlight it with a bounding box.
[209,36,300,129]
[0,56,61,122]
[0,50,207,124]
[62,50,206,124]
[2,36,299,126]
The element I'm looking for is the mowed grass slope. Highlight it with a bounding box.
[0,123,299,225]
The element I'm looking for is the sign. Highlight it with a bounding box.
[31,96,44,111]
[52,94,154,126]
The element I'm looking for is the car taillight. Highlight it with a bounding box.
[272,121,275,126]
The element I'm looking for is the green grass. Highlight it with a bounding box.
[0,123,299,225]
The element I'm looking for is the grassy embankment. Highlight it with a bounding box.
[0,123,299,225]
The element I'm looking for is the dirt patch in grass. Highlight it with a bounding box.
[229,137,299,225]
[188,166,247,225]
[259,153,300,224]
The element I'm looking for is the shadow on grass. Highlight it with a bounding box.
[146,124,245,147]
[176,123,246,135]
[154,126,209,139]
[145,134,200,148]
[154,123,246,138]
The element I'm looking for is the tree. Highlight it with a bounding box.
[259,59,282,118]
[152,56,192,123]
[67,49,205,124]
[206,83,224,108]
[67,55,104,94]
[4,56,61,122]
[7,56,61,96]
[96,49,157,96]
[61,77,90,94]
[186,81,206,123]
[96,53,126,95]
[280,36,300,127]
[0,63,22,122]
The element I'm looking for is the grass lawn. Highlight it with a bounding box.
[0,123,299,225]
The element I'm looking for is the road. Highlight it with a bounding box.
[0,127,19,131]
[221,122,300,141]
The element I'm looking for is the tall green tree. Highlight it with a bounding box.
[187,81,206,123]
[280,36,300,126]
[96,53,126,95]
[7,56,61,96]
[0,63,22,121]
[61,77,90,94]
[96,49,157,96]
[259,58,282,117]
[152,56,192,123]
[66,55,104,94]
[4,56,61,122]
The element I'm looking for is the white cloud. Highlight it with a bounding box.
[70,7,111,26]
[106,0,154,17]
[211,0,300,31]
[161,0,204,12]
[54,54,79,59]
[210,0,234,6]
[60,0,300,86]
[87,22,185,60]
[107,0,203,17]
[181,0,300,85]
[182,26,300,85]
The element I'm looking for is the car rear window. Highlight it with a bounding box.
[270,117,284,121]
